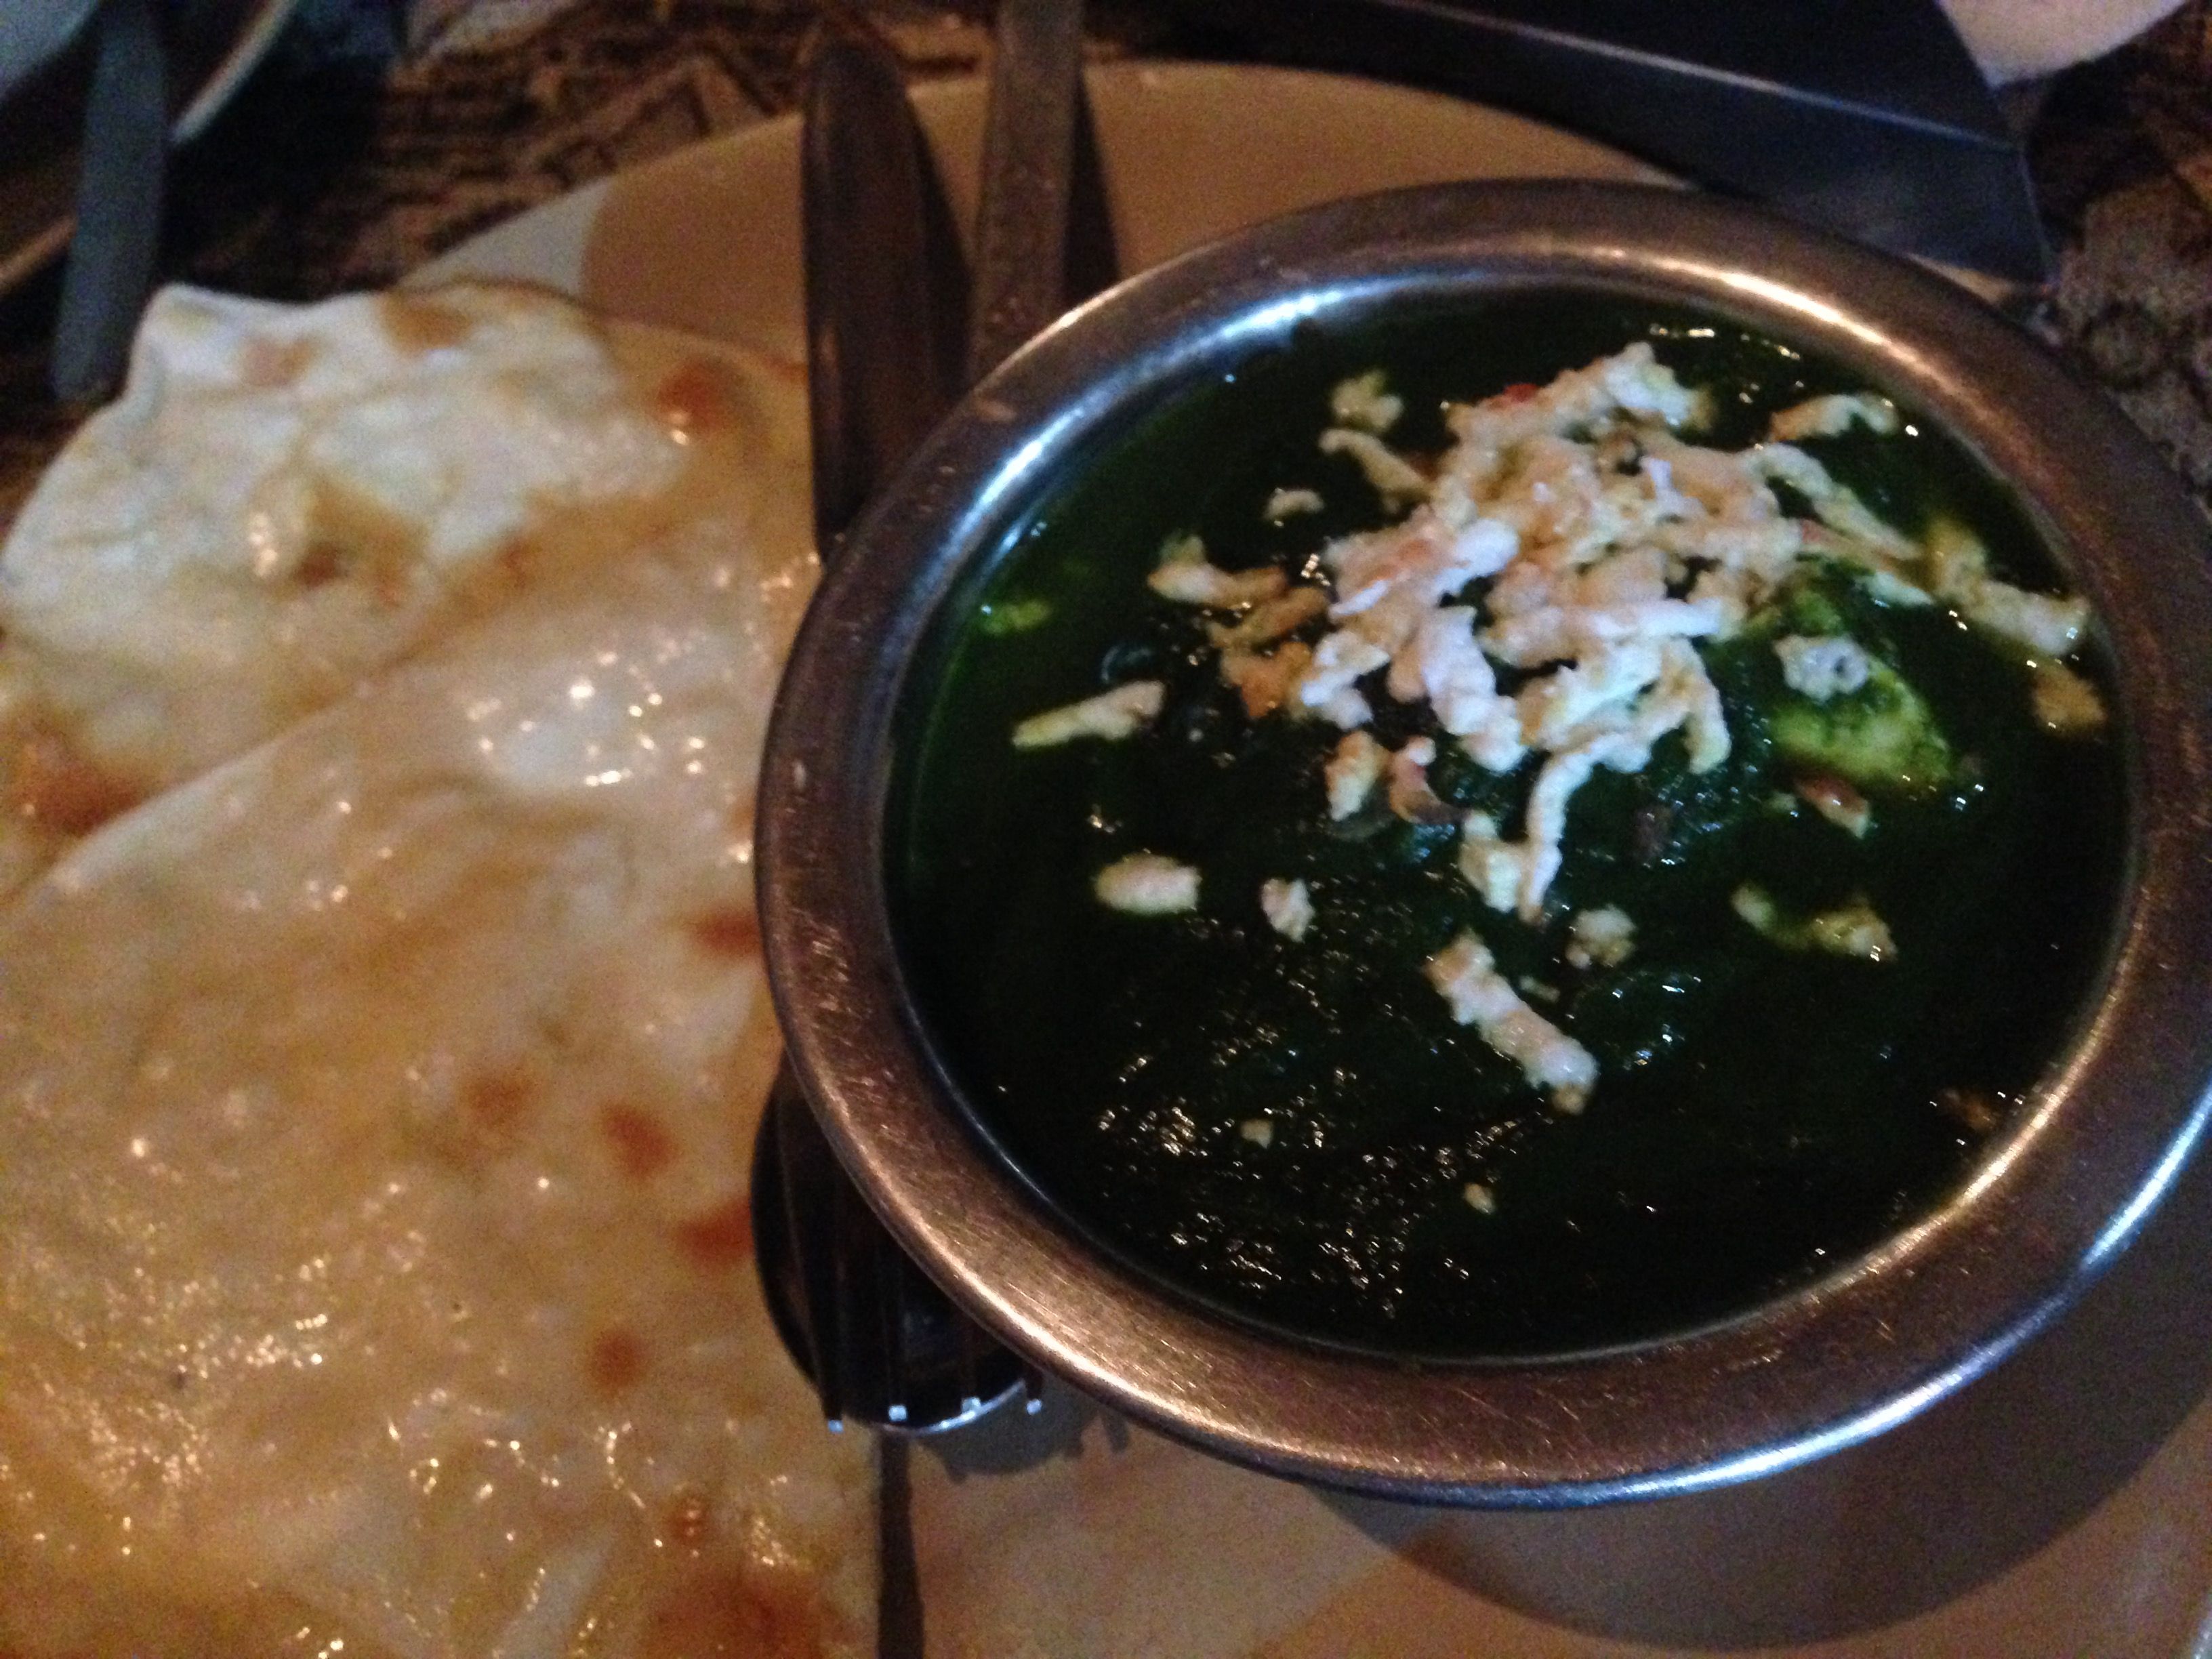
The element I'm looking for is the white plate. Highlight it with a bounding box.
[427,60,2212,1659]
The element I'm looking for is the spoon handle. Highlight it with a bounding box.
[965,0,1086,385]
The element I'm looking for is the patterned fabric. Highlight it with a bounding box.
[0,1,2207,521]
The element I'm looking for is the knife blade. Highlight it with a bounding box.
[803,35,963,558]
[50,0,165,404]
[1162,0,2051,283]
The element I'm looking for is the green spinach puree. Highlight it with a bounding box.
[893,299,2125,1358]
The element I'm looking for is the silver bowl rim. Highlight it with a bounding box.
[758,180,2212,1504]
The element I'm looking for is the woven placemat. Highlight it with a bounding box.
[3,0,2209,525]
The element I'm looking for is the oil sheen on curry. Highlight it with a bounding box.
[895,300,2125,1359]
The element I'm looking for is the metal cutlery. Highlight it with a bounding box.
[756,0,1094,1439]
[754,31,1029,1444]
[50,0,166,403]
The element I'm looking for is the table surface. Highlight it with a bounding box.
[4,0,2212,525]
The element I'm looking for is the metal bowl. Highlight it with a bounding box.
[758,181,2212,1504]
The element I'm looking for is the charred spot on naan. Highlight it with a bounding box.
[689,906,762,958]
[377,290,478,354]
[237,333,319,388]
[291,477,429,605]
[599,1101,678,1181]
[641,1559,836,1659]
[657,356,750,438]
[587,1326,648,1396]
[676,1195,756,1269]
[7,726,142,836]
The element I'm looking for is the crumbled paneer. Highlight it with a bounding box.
[1732,883,1896,962]
[1769,393,1900,442]
[1460,639,1728,922]
[1012,680,1164,749]
[1456,811,1527,914]
[1462,1181,1497,1214]
[1565,906,1637,970]
[1795,773,1872,837]
[2031,659,2108,736]
[1094,853,1200,915]
[1101,343,2095,1115]
[1330,369,1405,435]
[1219,640,1314,720]
[1240,1118,1275,1147]
[1319,428,1429,510]
[1148,533,1287,608]
[1259,877,1313,941]
[1751,443,1915,562]
[1923,517,2089,657]
[1324,731,1387,819]
[1207,585,1329,651]
[1296,632,1390,729]
[1425,932,1597,1113]
[1774,634,1872,702]
[1385,736,1452,823]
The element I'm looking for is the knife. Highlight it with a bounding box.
[1161,0,2051,284]
[50,0,165,404]
[789,33,982,1659]
[803,35,964,557]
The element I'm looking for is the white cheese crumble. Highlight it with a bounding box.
[1769,392,1900,442]
[1094,853,1200,915]
[2031,659,2107,735]
[1219,640,1313,720]
[1148,533,1287,608]
[1774,634,1872,702]
[1207,586,1329,651]
[1329,369,1405,435]
[1425,932,1597,1113]
[1565,906,1637,970]
[1462,1181,1497,1214]
[1088,343,2095,1119]
[1923,517,2089,657]
[1324,731,1387,819]
[1385,736,1452,823]
[1011,680,1164,749]
[1456,811,1528,915]
[1239,1118,1275,1147]
[1259,877,1313,941]
[1319,428,1429,510]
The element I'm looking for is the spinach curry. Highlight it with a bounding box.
[894,299,2125,1359]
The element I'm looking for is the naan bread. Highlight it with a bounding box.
[0,305,873,1655]
[0,283,738,897]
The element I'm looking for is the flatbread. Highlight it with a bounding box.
[0,284,741,897]
[0,305,873,1655]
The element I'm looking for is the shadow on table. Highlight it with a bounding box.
[1319,1126,2212,1648]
